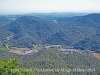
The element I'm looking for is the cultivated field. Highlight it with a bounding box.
[93,53,100,60]
[9,48,38,55]
[0,47,9,51]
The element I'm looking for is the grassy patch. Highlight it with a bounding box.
[45,46,50,49]
[45,44,61,49]
[0,47,9,51]
[33,48,38,52]
[11,47,17,49]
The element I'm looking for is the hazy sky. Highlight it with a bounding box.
[0,0,100,14]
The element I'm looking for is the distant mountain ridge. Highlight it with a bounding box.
[57,13,100,27]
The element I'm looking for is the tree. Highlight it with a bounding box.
[0,58,35,75]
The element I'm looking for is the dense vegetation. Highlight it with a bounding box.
[0,17,12,26]
[21,48,100,75]
[0,58,35,75]
[0,13,100,75]
[0,13,100,52]
[46,14,100,52]
[0,48,100,75]
[1,16,60,48]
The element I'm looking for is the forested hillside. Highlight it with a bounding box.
[2,16,60,48]
[0,48,100,75]
[0,13,100,52]
[0,17,12,26]
[0,58,35,75]
[46,13,100,52]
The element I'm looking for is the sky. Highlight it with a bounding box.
[0,0,100,14]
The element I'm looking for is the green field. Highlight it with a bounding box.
[45,44,61,49]
[33,48,38,52]
[0,47,9,51]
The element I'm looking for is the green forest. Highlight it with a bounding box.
[0,58,35,75]
[0,13,100,75]
[0,13,100,52]
[0,48,100,75]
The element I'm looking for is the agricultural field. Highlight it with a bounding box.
[0,47,9,51]
[45,44,61,49]
[93,53,100,60]
[0,45,39,55]
[9,48,38,55]
[32,48,38,52]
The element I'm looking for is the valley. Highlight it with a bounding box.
[0,43,98,60]
[0,13,100,75]
[0,13,100,53]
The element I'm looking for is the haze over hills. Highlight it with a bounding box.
[0,13,100,52]
[57,13,100,27]
[26,13,89,20]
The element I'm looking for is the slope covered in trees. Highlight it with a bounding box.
[0,13,100,52]
[74,34,100,52]
[0,48,100,75]
[57,13,100,27]
[2,16,60,48]
[11,48,100,75]
[46,13,100,52]
[0,58,35,75]
[0,17,12,26]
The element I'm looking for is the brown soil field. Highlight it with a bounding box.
[93,53,100,60]
[9,50,22,55]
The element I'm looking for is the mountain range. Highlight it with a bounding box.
[0,13,100,75]
[0,13,100,52]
